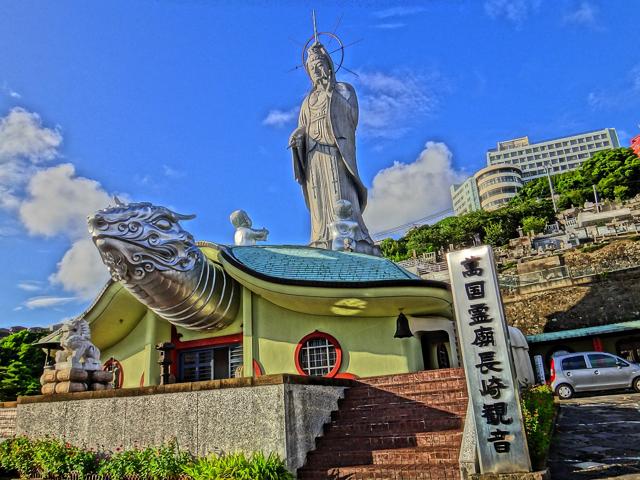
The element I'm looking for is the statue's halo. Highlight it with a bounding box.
[302,32,344,74]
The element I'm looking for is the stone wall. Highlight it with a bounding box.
[0,402,16,439]
[16,375,348,472]
[504,267,640,334]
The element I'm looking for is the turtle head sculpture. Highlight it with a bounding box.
[88,199,239,331]
[88,200,198,283]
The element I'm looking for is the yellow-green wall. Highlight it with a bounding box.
[252,294,424,378]
[101,310,171,387]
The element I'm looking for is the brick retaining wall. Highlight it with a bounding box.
[0,402,16,439]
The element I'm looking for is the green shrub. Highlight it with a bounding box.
[521,385,556,469]
[32,438,98,479]
[0,436,98,479]
[0,437,292,480]
[0,436,35,478]
[97,440,192,480]
[183,451,293,480]
[580,242,607,253]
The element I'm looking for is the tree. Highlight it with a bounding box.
[0,330,47,401]
[521,216,547,235]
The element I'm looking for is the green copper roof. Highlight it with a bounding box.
[527,320,640,344]
[227,245,419,283]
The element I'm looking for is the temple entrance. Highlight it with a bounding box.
[420,330,453,370]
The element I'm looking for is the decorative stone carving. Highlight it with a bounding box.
[40,318,115,395]
[55,318,102,371]
[289,40,379,256]
[329,200,357,252]
[230,210,269,246]
[88,199,239,331]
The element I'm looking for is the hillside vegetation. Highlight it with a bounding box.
[380,147,639,262]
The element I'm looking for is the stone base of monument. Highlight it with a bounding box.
[40,368,114,395]
[469,471,550,480]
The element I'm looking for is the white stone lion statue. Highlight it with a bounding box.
[55,317,102,371]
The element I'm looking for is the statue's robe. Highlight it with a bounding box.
[292,82,377,254]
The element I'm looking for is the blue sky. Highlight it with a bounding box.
[0,0,638,327]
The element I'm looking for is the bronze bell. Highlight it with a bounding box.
[394,312,413,338]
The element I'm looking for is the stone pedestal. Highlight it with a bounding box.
[40,368,114,395]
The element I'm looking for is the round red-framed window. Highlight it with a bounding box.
[294,331,342,378]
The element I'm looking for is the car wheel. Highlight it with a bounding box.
[633,377,640,393]
[556,383,574,400]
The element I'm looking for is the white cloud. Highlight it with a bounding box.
[0,108,63,212]
[355,70,445,139]
[17,163,112,299]
[49,238,109,300]
[24,296,77,310]
[484,0,540,25]
[0,108,115,302]
[262,108,299,127]
[364,142,466,234]
[163,164,185,179]
[0,108,61,163]
[374,23,406,30]
[587,63,640,111]
[17,281,43,292]
[372,6,428,19]
[20,163,111,238]
[1,83,21,99]
[563,2,598,27]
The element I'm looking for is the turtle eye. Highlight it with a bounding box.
[154,218,172,231]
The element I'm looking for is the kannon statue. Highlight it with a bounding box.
[289,41,380,256]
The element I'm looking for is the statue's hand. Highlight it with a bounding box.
[289,127,305,148]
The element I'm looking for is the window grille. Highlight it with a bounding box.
[299,338,337,376]
[180,348,214,382]
[229,344,243,377]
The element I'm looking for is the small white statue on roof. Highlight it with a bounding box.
[230,210,269,246]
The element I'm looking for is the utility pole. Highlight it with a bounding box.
[546,165,558,213]
[593,184,600,212]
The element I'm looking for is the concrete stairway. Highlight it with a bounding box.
[297,368,468,480]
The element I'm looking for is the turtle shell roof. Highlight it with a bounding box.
[223,245,442,287]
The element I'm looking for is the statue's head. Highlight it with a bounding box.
[335,199,353,220]
[229,209,251,229]
[60,317,90,343]
[305,42,335,86]
[88,199,199,282]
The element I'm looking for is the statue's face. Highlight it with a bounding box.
[88,202,200,282]
[309,58,331,85]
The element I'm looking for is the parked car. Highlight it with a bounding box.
[550,351,640,399]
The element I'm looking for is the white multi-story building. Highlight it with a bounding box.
[486,128,619,182]
[475,164,523,211]
[450,177,481,216]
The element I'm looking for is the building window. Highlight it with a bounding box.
[295,331,342,377]
[179,344,242,382]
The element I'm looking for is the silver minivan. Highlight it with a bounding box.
[550,351,640,399]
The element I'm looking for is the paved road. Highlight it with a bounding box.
[549,391,640,479]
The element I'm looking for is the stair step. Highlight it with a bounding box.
[298,464,461,480]
[316,430,463,451]
[324,416,463,436]
[349,377,467,394]
[340,386,467,404]
[297,370,468,480]
[332,400,467,420]
[358,368,465,387]
[306,445,461,468]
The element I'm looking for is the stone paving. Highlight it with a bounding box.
[549,391,640,479]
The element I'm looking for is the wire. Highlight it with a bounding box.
[371,207,454,239]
